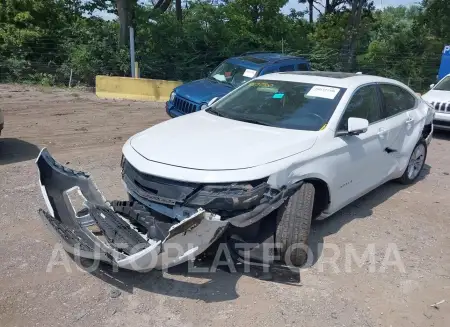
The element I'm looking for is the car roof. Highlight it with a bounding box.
[230,52,308,67]
[256,71,406,89]
[286,71,361,78]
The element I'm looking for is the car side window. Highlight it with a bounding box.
[297,63,309,71]
[279,65,295,72]
[338,85,381,131]
[379,84,416,118]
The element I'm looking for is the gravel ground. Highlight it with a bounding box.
[0,84,449,327]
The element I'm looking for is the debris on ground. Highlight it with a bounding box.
[109,288,122,299]
[430,299,446,309]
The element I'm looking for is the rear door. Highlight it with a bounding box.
[377,83,420,175]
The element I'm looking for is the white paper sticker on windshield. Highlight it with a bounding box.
[243,69,257,78]
[306,85,340,99]
[212,74,226,82]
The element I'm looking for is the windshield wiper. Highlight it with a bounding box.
[216,79,233,87]
[207,76,233,87]
[223,81,234,87]
[207,111,272,126]
[206,108,227,117]
[207,76,219,83]
[234,117,271,126]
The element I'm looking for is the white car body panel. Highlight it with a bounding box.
[422,89,450,103]
[123,72,432,217]
[130,111,318,170]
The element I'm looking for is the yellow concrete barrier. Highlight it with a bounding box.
[95,75,182,102]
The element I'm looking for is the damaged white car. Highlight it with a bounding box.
[37,71,434,272]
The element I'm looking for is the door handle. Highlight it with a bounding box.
[377,128,387,138]
[405,117,414,124]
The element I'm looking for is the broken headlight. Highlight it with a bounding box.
[185,180,269,211]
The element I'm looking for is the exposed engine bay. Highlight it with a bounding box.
[37,148,300,272]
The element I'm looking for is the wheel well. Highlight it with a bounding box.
[422,123,432,139]
[304,178,330,219]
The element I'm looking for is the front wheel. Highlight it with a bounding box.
[397,138,427,184]
[275,182,315,267]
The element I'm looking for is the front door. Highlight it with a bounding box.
[330,84,391,211]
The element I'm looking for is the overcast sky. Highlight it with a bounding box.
[282,0,420,15]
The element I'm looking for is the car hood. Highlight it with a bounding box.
[174,79,233,104]
[130,111,318,170]
[422,90,450,103]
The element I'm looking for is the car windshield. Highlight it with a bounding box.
[209,60,258,87]
[434,76,450,91]
[206,80,346,131]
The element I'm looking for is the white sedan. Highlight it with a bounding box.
[422,73,450,130]
[36,71,434,271]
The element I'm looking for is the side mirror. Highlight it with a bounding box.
[430,84,435,89]
[347,117,369,135]
[208,97,219,106]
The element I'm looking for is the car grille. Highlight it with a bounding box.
[431,101,450,113]
[173,95,199,114]
[122,160,199,206]
[434,119,450,127]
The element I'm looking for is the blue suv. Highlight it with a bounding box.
[166,52,311,118]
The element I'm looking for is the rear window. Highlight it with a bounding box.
[207,80,346,131]
[379,84,416,117]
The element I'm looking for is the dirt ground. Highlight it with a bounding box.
[0,84,449,327]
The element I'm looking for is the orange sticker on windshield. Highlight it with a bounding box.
[250,81,275,88]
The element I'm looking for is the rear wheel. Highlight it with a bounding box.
[275,183,314,267]
[397,138,427,185]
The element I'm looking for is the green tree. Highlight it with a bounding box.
[421,0,450,40]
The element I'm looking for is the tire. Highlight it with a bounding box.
[397,138,427,185]
[275,182,315,267]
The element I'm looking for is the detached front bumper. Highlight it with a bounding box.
[36,148,228,272]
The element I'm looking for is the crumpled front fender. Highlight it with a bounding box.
[36,148,228,272]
